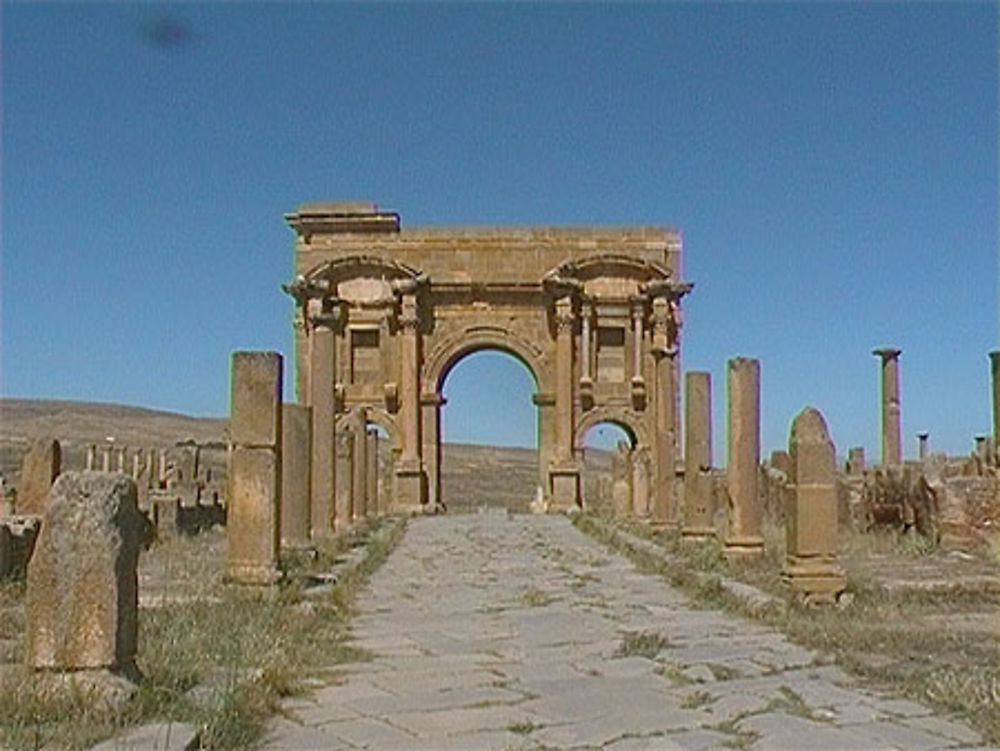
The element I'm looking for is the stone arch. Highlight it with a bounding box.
[544,254,674,285]
[304,255,423,285]
[424,325,545,394]
[575,407,650,453]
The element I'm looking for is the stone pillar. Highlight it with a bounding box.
[157,449,168,488]
[782,407,846,604]
[873,348,902,466]
[101,445,112,472]
[366,429,379,517]
[631,301,644,384]
[309,312,337,538]
[17,439,61,515]
[131,451,142,480]
[226,351,282,585]
[651,345,677,527]
[581,305,592,383]
[682,371,715,539]
[990,351,1000,467]
[26,472,145,675]
[352,415,368,521]
[846,446,865,476]
[631,449,649,518]
[395,294,425,509]
[280,403,312,550]
[335,431,354,527]
[422,393,445,509]
[549,298,579,509]
[917,432,929,460]
[724,357,764,561]
[116,446,127,474]
[85,444,96,471]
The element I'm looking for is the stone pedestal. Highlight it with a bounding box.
[782,407,846,604]
[873,348,902,466]
[724,358,764,561]
[280,404,312,550]
[549,467,580,511]
[26,472,145,674]
[226,351,282,586]
[682,371,715,539]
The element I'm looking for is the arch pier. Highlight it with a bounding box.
[283,201,692,532]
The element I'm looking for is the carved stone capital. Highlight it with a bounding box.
[872,347,902,362]
[644,280,693,302]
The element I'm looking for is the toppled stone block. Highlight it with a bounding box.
[26,471,145,675]
[0,515,42,579]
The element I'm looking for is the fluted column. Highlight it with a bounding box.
[873,348,902,466]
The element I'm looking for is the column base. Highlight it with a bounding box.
[225,561,282,586]
[680,524,716,541]
[393,463,426,513]
[782,557,846,605]
[722,535,764,563]
[548,465,580,512]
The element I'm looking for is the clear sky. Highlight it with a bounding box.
[2,3,997,460]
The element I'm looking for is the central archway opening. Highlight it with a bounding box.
[440,349,539,512]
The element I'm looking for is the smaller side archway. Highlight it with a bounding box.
[579,414,650,518]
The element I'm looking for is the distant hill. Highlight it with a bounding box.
[0,398,227,447]
[0,398,612,509]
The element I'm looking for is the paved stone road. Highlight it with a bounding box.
[260,512,994,751]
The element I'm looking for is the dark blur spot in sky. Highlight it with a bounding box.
[139,16,193,49]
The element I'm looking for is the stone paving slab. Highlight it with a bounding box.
[258,514,995,751]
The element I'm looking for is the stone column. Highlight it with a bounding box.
[631,300,644,384]
[917,432,929,460]
[846,447,865,476]
[631,449,649,518]
[549,298,579,508]
[157,449,168,488]
[682,371,715,539]
[366,428,379,517]
[131,451,142,480]
[651,343,677,527]
[352,414,368,521]
[85,444,96,471]
[226,351,282,585]
[782,407,846,604]
[422,392,445,509]
[580,304,592,383]
[724,357,764,561]
[395,294,425,509]
[873,348,902,466]
[991,351,1000,464]
[335,431,354,527]
[280,403,312,550]
[101,445,112,472]
[309,309,338,538]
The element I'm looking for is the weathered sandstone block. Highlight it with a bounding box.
[26,472,145,673]
[782,407,845,604]
[280,403,312,550]
[17,438,61,515]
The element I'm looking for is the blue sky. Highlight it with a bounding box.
[2,2,997,460]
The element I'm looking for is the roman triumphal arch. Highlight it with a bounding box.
[282,201,692,528]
